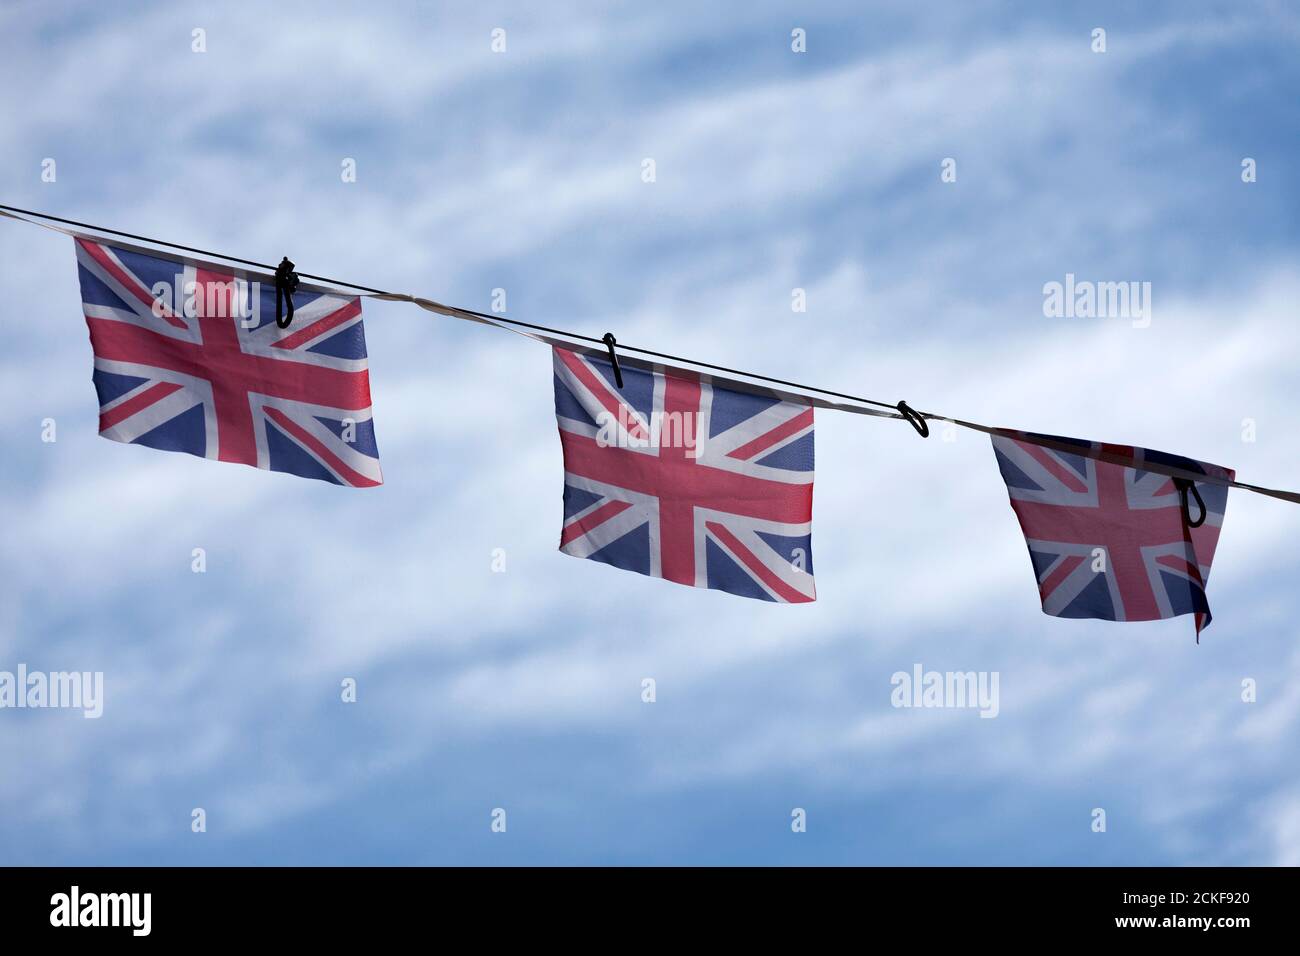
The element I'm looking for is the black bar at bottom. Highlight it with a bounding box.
[0,866,1273,941]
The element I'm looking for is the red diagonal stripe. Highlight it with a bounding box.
[1155,552,1204,586]
[1018,440,1089,494]
[705,520,813,603]
[78,239,188,330]
[98,381,183,431]
[263,406,380,487]
[560,499,633,547]
[1038,554,1085,600]
[556,349,648,440]
[727,408,813,461]
[272,298,362,350]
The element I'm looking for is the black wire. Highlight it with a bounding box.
[0,202,902,413]
[1,203,286,278]
[10,203,1300,502]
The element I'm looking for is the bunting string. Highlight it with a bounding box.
[3,201,1298,507]
[0,203,904,420]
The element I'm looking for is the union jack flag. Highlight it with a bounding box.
[74,238,381,487]
[553,347,816,602]
[991,430,1232,634]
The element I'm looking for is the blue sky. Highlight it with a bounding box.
[1,0,1299,865]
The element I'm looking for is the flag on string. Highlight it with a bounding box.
[552,346,816,602]
[74,237,382,487]
[990,430,1232,634]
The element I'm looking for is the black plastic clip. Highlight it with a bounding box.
[896,400,929,438]
[602,332,624,389]
[1173,477,1207,529]
[274,256,300,329]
